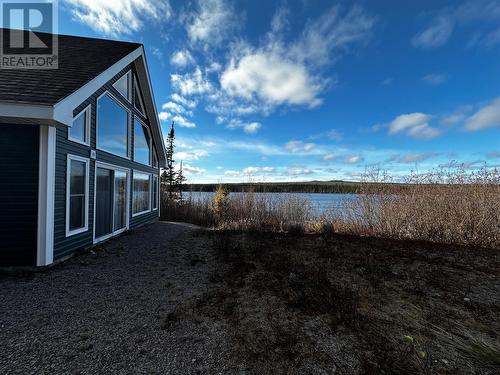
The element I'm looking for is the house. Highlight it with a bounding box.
[0,30,167,267]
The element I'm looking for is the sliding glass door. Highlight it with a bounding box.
[95,165,129,242]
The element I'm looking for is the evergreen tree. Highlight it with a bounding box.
[162,121,177,199]
[176,161,187,199]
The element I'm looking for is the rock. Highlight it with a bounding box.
[463,297,470,302]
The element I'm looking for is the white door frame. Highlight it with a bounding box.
[93,161,130,244]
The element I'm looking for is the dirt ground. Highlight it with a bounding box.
[1,222,499,374]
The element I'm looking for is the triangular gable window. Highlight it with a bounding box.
[134,74,146,115]
[113,71,131,102]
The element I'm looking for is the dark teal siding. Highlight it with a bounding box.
[53,65,160,261]
[0,124,39,266]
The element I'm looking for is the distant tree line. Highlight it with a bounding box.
[182,181,405,194]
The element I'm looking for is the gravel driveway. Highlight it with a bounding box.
[0,222,233,374]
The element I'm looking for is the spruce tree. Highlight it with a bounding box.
[162,121,176,199]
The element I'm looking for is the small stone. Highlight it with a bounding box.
[463,297,470,302]
[441,359,449,365]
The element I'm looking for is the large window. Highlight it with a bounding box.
[97,93,130,158]
[152,175,159,210]
[68,106,90,145]
[113,71,131,101]
[134,118,151,165]
[134,74,146,114]
[132,172,150,215]
[66,155,89,236]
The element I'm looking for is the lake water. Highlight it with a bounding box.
[182,191,360,216]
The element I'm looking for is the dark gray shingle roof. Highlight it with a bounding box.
[0,29,141,105]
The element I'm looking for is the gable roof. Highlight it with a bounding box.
[0,29,141,105]
[0,29,166,167]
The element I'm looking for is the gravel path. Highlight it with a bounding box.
[0,222,234,374]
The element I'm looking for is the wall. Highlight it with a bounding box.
[53,64,160,261]
[0,124,39,266]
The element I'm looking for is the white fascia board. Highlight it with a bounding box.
[53,47,143,126]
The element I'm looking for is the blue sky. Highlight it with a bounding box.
[59,0,500,182]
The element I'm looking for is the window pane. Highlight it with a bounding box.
[97,94,129,158]
[134,80,145,114]
[113,74,129,100]
[114,171,127,231]
[69,160,86,231]
[134,119,150,165]
[152,146,158,168]
[69,111,86,142]
[133,172,150,214]
[70,160,85,195]
[70,196,84,229]
[153,176,158,209]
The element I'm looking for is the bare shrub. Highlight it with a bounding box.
[162,165,500,248]
[337,165,500,248]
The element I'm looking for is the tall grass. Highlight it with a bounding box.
[161,166,500,248]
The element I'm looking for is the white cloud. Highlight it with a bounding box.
[242,122,261,134]
[285,141,316,153]
[171,67,213,96]
[389,153,437,164]
[422,73,447,85]
[221,52,322,108]
[289,5,375,66]
[344,155,364,164]
[172,114,196,128]
[170,50,195,67]
[158,111,172,122]
[65,0,171,36]
[183,164,206,174]
[224,170,240,177]
[211,5,374,117]
[175,150,208,161]
[412,1,500,49]
[440,104,474,126]
[151,47,163,60]
[321,153,337,161]
[171,93,197,109]
[186,0,238,46]
[162,101,193,116]
[223,118,262,134]
[242,166,275,174]
[388,113,441,139]
[412,16,453,49]
[465,97,500,131]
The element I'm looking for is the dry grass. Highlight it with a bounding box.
[328,165,500,248]
[162,166,500,249]
[162,188,312,232]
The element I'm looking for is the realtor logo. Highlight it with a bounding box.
[0,0,58,69]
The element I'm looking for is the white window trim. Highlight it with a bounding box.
[132,171,152,217]
[112,70,132,102]
[133,74,146,115]
[93,162,131,244]
[152,174,159,211]
[66,154,90,237]
[133,116,152,166]
[68,104,91,146]
[96,90,132,160]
